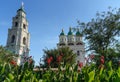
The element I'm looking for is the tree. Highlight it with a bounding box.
[43,47,76,68]
[0,46,16,63]
[78,8,120,55]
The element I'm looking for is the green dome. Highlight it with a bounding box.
[76,29,82,36]
[60,29,65,36]
[76,31,80,36]
[68,28,73,35]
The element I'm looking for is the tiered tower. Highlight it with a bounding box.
[57,28,85,65]
[6,3,30,65]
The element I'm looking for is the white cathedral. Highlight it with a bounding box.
[6,4,30,65]
[5,3,85,65]
[57,28,85,65]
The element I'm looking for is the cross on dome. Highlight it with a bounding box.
[17,2,26,13]
[22,2,24,8]
[21,1,24,9]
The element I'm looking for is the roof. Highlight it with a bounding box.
[68,27,73,35]
[60,29,65,36]
[17,3,26,13]
[76,29,82,36]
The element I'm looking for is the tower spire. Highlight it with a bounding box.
[17,1,26,14]
[21,1,24,9]
[20,1,24,11]
[60,28,65,36]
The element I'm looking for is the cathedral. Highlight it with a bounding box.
[57,28,85,65]
[5,3,85,65]
[6,3,30,65]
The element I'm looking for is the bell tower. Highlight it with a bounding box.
[6,3,30,65]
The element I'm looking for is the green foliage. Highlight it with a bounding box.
[0,46,17,63]
[43,47,76,68]
[0,60,120,82]
[78,8,120,55]
[0,62,39,82]
[1,7,120,82]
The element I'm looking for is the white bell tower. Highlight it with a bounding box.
[6,3,30,65]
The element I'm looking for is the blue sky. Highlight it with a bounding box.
[1,0,120,65]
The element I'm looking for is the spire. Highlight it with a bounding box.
[68,27,73,35]
[76,28,82,36]
[17,2,25,13]
[21,2,24,10]
[60,29,65,36]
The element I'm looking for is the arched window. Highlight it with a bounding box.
[23,37,26,45]
[23,24,26,29]
[11,35,15,43]
[15,22,18,27]
[77,51,80,56]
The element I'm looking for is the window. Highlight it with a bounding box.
[61,38,63,42]
[60,43,65,46]
[23,24,26,29]
[77,51,80,56]
[23,37,26,45]
[15,22,18,27]
[11,35,15,43]
[76,38,78,42]
[68,38,69,42]
[68,43,74,45]
[76,42,83,45]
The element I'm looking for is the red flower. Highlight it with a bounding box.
[10,60,17,66]
[100,58,104,64]
[50,56,53,61]
[90,54,94,59]
[57,55,62,62]
[100,56,104,59]
[78,62,83,68]
[100,55,105,64]
[47,58,51,65]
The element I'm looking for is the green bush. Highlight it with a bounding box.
[0,60,120,82]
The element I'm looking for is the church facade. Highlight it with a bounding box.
[6,4,30,65]
[57,28,85,65]
[5,3,85,65]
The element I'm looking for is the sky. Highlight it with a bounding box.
[1,0,120,65]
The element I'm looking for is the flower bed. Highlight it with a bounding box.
[0,60,120,82]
